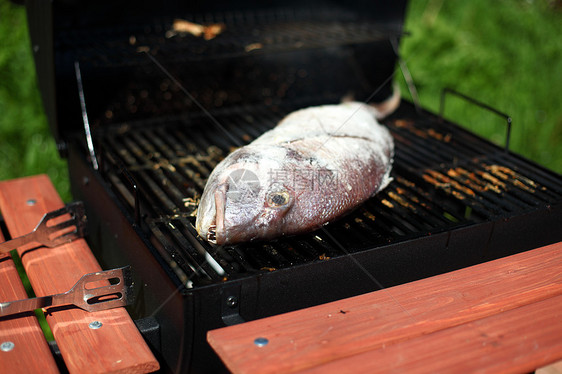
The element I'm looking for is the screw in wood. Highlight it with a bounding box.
[254,337,269,347]
[89,321,103,329]
[0,341,15,352]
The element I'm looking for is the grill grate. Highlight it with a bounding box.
[97,101,562,287]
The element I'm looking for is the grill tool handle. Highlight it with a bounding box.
[439,88,512,152]
[0,202,87,255]
[0,232,37,254]
[0,266,133,317]
[0,293,69,316]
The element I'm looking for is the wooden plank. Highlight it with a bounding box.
[0,175,159,374]
[207,241,562,374]
[0,234,59,373]
[302,294,562,374]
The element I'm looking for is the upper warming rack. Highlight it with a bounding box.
[55,8,403,68]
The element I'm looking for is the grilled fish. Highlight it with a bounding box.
[196,92,399,245]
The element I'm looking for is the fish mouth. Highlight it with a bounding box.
[206,182,261,245]
[195,181,225,245]
[206,224,217,244]
[197,164,263,245]
[208,185,226,245]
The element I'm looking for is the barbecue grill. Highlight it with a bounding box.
[25,0,562,373]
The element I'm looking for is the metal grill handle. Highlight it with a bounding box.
[439,88,512,152]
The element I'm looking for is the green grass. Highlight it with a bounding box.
[1,1,67,340]
[0,0,70,201]
[0,0,560,203]
[399,0,562,173]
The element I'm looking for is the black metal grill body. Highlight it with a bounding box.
[66,99,562,373]
[27,1,562,373]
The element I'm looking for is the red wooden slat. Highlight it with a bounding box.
[0,230,59,373]
[0,175,159,374]
[303,293,562,374]
[208,242,562,373]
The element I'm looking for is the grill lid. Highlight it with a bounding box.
[25,0,408,152]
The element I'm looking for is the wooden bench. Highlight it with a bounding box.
[208,240,562,373]
[0,175,159,373]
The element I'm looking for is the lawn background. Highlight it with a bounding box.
[1,0,561,203]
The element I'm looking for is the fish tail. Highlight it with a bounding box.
[343,85,401,120]
[369,84,401,120]
[340,91,356,103]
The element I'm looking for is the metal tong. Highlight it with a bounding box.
[0,266,133,317]
[0,201,87,255]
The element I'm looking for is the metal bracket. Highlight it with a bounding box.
[439,88,512,152]
[134,317,161,353]
[221,284,245,326]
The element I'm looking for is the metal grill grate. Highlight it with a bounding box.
[96,101,562,287]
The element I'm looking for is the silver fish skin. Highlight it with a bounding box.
[196,100,396,245]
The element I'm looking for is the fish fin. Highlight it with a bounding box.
[369,85,401,120]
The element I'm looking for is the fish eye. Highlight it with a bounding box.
[267,190,290,207]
